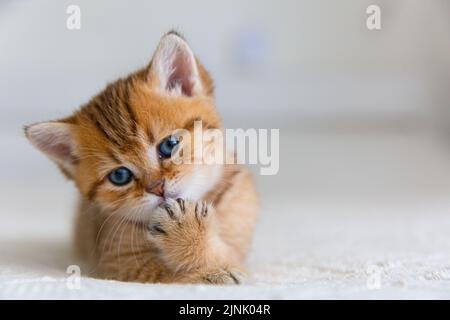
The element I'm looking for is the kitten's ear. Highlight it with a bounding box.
[24,121,79,177]
[148,31,213,97]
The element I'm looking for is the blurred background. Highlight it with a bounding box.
[1,0,450,298]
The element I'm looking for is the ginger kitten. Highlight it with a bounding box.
[24,32,258,284]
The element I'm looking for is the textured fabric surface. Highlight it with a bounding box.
[2,132,450,299]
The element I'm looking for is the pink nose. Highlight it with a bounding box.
[146,179,165,197]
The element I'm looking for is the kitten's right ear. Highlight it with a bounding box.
[24,121,79,177]
[147,31,214,97]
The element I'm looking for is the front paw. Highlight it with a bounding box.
[201,267,246,285]
[147,198,214,270]
[148,198,212,236]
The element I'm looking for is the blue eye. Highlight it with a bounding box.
[158,136,179,158]
[108,167,133,186]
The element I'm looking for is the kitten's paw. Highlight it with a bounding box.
[147,199,214,271]
[201,268,246,285]
[148,198,212,237]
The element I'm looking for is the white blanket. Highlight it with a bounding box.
[2,132,450,299]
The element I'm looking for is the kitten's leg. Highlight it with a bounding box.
[147,198,244,284]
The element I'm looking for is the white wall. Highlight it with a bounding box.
[0,0,449,131]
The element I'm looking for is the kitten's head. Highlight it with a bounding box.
[25,32,223,222]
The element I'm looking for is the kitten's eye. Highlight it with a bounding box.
[108,167,133,186]
[158,136,179,158]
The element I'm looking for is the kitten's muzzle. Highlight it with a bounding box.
[146,179,165,197]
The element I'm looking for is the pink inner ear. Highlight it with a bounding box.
[44,142,78,165]
[167,48,195,96]
[27,123,79,166]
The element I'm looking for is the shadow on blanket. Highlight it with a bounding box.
[0,237,77,276]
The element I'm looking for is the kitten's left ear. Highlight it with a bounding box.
[148,31,213,97]
[24,121,79,177]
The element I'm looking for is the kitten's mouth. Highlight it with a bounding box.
[151,192,180,205]
[144,183,182,210]
[161,195,179,203]
[155,196,165,206]
[162,189,181,201]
